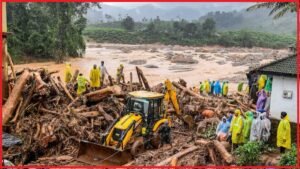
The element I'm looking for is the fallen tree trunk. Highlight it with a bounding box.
[172,81,204,100]
[78,111,100,118]
[71,69,79,83]
[7,53,16,80]
[136,67,150,91]
[2,70,31,125]
[57,76,74,101]
[170,157,178,166]
[86,85,122,102]
[213,140,233,164]
[98,106,114,122]
[155,146,199,166]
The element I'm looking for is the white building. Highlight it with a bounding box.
[249,55,297,123]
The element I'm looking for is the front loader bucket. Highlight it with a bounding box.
[76,141,133,166]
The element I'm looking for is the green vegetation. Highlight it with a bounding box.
[279,144,297,166]
[7,2,100,63]
[234,141,264,166]
[84,19,295,49]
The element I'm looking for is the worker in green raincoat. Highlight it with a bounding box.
[264,77,272,93]
[77,73,89,95]
[242,111,253,143]
[199,82,205,95]
[222,81,228,97]
[237,82,243,92]
[277,112,291,153]
[64,63,72,83]
[230,109,244,147]
[89,64,101,89]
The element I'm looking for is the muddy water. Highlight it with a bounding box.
[14,43,288,93]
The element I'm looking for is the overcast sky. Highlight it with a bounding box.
[104,2,255,10]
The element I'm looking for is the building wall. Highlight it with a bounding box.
[270,76,297,123]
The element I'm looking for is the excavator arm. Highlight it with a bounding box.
[164,79,194,128]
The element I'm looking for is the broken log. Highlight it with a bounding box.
[172,81,204,100]
[85,85,122,102]
[98,106,114,122]
[57,76,74,101]
[40,107,61,116]
[78,111,100,118]
[170,157,178,166]
[49,77,61,95]
[11,98,23,123]
[2,70,31,125]
[155,146,199,166]
[195,139,211,146]
[34,72,47,90]
[7,53,16,80]
[213,140,233,164]
[207,146,217,165]
[136,67,150,91]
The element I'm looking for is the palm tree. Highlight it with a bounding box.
[247,2,297,19]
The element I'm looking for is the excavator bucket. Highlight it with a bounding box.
[76,141,133,166]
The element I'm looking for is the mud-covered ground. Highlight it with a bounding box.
[14,43,289,93]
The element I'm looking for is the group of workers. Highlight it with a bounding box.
[198,80,229,97]
[216,108,291,153]
[64,61,124,95]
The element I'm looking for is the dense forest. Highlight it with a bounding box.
[84,17,295,49]
[7,2,100,63]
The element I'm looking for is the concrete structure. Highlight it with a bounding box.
[248,55,297,123]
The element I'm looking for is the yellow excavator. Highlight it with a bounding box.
[76,79,193,165]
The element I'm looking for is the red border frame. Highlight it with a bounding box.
[0,1,299,168]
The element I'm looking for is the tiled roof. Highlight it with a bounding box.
[249,55,297,77]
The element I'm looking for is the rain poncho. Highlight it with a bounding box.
[230,109,244,144]
[205,81,211,94]
[264,96,271,114]
[242,111,253,143]
[237,82,243,92]
[256,90,267,111]
[277,115,291,149]
[64,64,72,83]
[89,67,101,88]
[258,74,267,91]
[200,83,205,93]
[216,117,230,135]
[210,81,215,94]
[222,82,228,96]
[214,81,221,95]
[260,112,271,142]
[227,114,233,123]
[77,75,88,95]
[264,77,272,92]
[250,114,262,141]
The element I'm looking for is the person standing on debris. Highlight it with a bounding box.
[222,81,229,97]
[89,64,101,90]
[199,82,205,95]
[210,81,215,95]
[116,67,121,84]
[250,112,262,141]
[216,116,231,141]
[64,63,72,83]
[237,82,243,92]
[260,112,271,142]
[230,109,244,148]
[256,89,267,112]
[119,64,125,83]
[100,61,109,86]
[77,73,89,95]
[214,81,221,96]
[158,121,172,147]
[205,80,211,94]
[277,112,291,153]
[258,74,267,91]
[242,111,253,143]
[264,77,272,93]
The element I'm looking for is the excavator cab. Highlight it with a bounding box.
[77,91,168,166]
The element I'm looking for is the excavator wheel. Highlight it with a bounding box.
[151,126,163,149]
[130,139,145,156]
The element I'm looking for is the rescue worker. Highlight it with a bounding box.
[214,80,221,96]
[119,64,125,83]
[216,116,230,141]
[116,67,121,84]
[222,81,229,97]
[100,61,109,86]
[64,63,72,83]
[77,73,89,95]
[277,112,291,153]
[205,80,211,94]
[199,82,205,95]
[256,89,267,112]
[264,77,272,93]
[260,112,271,142]
[258,74,267,91]
[158,121,171,147]
[242,111,253,143]
[89,64,101,90]
[230,109,244,148]
[210,81,215,95]
[250,112,262,141]
[237,82,243,92]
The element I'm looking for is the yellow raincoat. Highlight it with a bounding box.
[64,64,72,83]
[77,75,88,95]
[277,115,291,149]
[222,83,228,96]
[230,109,244,144]
[258,74,267,91]
[89,68,101,88]
[205,81,211,93]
